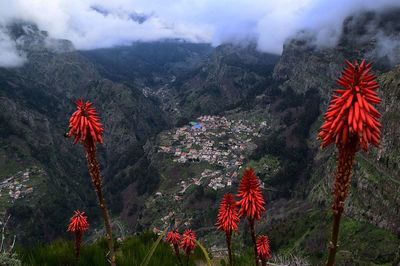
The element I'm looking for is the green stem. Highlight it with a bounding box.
[186,253,190,266]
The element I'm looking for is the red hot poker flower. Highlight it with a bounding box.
[67,99,115,265]
[67,210,89,259]
[166,229,182,262]
[318,60,381,151]
[319,60,382,266]
[166,229,181,246]
[256,235,271,262]
[216,193,239,233]
[68,98,104,144]
[67,210,89,233]
[237,168,265,220]
[180,229,196,256]
[216,193,239,266]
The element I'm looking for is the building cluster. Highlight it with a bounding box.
[206,169,238,191]
[0,168,36,202]
[152,115,270,227]
[158,115,265,191]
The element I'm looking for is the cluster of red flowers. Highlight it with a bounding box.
[166,228,197,258]
[67,210,89,233]
[256,235,271,261]
[68,98,104,144]
[67,210,89,259]
[166,229,181,246]
[237,168,266,220]
[180,229,196,256]
[215,167,269,265]
[319,60,382,265]
[216,193,240,232]
[319,59,381,151]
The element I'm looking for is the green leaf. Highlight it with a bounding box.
[140,228,168,266]
[195,240,211,266]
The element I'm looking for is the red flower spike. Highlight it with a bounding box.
[216,193,239,233]
[320,60,382,265]
[67,210,89,233]
[166,229,182,262]
[180,229,196,256]
[319,60,381,151]
[68,98,104,144]
[67,210,89,259]
[237,168,265,220]
[256,235,271,261]
[67,100,116,266]
[166,229,181,246]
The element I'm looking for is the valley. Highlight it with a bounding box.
[0,7,400,265]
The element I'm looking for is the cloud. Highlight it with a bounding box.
[374,33,400,65]
[0,0,400,67]
[0,27,26,67]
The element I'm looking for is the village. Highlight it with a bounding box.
[0,168,36,203]
[152,115,267,229]
[158,115,265,191]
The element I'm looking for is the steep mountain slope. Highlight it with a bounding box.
[83,43,280,124]
[261,8,400,264]
[280,8,400,235]
[0,24,168,244]
[81,42,213,88]
[169,44,280,120]
[91,44,284,233]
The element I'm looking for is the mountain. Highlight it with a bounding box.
[0,7,399,265]
[122,8,400,265]
[83,43,280,123]
[81,41,213,87]
[274,7,400,236]
[264,8,400,264]
[166,44,280,119]
[0,23,168,244]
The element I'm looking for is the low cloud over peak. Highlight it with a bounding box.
[0,0,400,67]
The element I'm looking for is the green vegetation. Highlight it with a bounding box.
[17,232,208,266]
[266,208,400,265]
[40,207,395,266]
[244,155,280,181]
[0,252,21,266]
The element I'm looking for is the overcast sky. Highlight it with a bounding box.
[1,0,400,67]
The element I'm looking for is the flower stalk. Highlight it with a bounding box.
[249,218,258,266]
[256,235,271,266]
[326,140,357,265]
[318,60,381,266]
[166,229,183,266]
[67,210,89,261]
[237,168,266,266]
[225,230,233,266]
[180,229,196,266]
[84,139,116,265]
[67,99,116,266]
[216,193,239,266]
[74,231,83,259]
